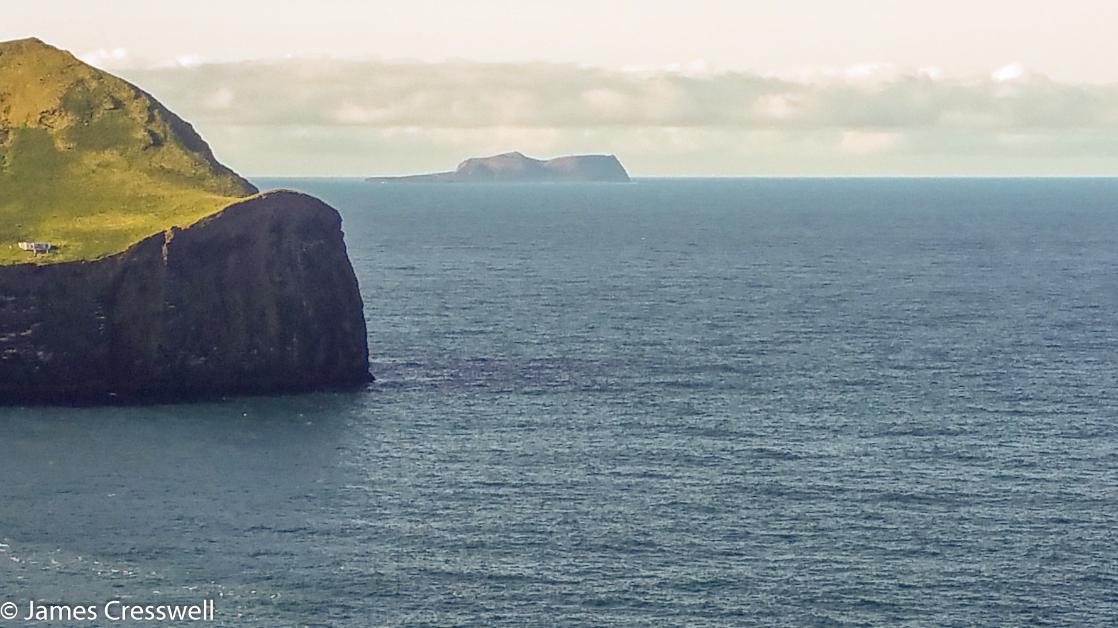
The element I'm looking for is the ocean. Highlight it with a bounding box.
[2,178,1117,625]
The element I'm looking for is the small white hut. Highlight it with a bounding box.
[18,241,53,253]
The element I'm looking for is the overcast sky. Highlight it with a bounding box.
[5,1,1118,175]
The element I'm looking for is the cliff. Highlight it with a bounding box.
[0,37,257,263]
[368,152,631,183]
[0,38,370,401]
[0,191,370,402]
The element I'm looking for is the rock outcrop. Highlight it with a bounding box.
[0,190,370,402]
[0,37,371,402]
[368,152,631,183]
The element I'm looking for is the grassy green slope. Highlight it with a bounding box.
[0,37,257,264]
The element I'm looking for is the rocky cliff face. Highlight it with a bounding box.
[0,190,371,402]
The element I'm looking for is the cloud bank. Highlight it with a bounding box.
[116,59,1118,176]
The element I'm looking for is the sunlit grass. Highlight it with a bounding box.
[0,128,239,263]
[0,37,256,265]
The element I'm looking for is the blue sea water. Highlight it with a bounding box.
[2,178,1118,626]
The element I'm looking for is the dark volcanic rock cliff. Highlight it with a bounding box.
[0,190,370,402]
[368,152,631,183]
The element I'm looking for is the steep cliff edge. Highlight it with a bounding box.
[0,37,370,401]
[0,190,370,401]
[367,152,631,183]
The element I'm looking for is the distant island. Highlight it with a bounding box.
[0,38,370,401]
[368,152,631,183]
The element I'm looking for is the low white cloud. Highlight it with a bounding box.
[918,66,943,81]
[78,48,211,70]
[172,54,205,68]
[844,63,896,81]
[121,59,1118,131]
[992,63,1026,82]
[78,47,130,69]
[201,87,235,110]
[111,58,1118,175]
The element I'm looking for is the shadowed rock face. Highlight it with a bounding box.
[0,37,370,402]
[0,190,371,402]
[368,152,631,183]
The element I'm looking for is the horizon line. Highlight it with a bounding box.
[247,174,1118,180]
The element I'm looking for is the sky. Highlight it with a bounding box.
[5,1,1118,175]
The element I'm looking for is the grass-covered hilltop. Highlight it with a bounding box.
[0,37,257,264]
